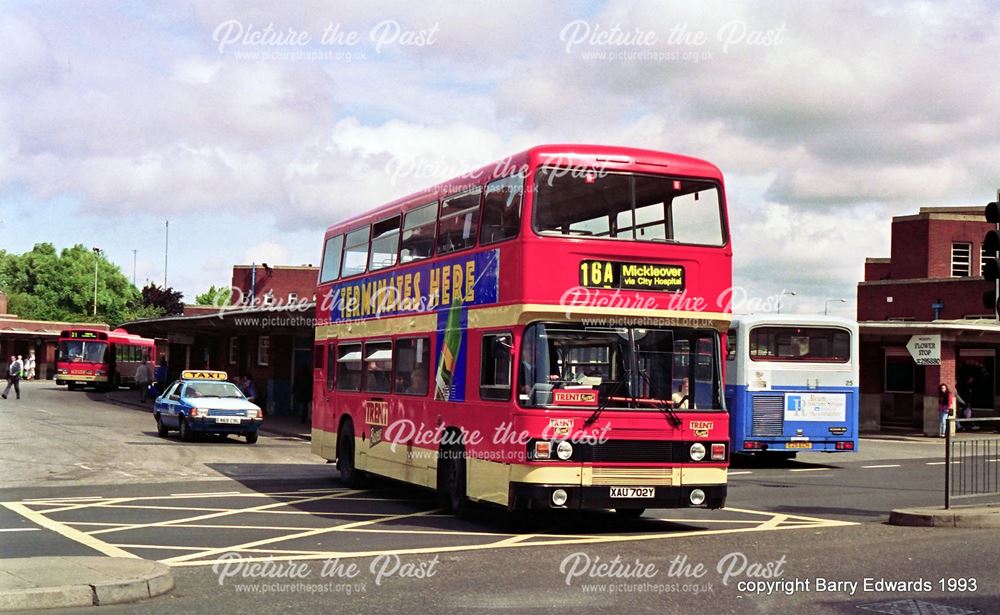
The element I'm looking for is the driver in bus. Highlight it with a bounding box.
[672,378,690,409]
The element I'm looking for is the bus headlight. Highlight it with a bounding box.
[690,443,706,461]
[556,441,574,461]
[689,489,706,505]
[552,489,569,507]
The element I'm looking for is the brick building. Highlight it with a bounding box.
[857,207,1000,434]
[0,292,110,380]
[124,264,319,421]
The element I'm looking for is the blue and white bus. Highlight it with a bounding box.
[725,315,859,456]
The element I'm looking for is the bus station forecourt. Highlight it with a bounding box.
[5,144,997,613]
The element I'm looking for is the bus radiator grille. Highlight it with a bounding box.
[589,440,674,463]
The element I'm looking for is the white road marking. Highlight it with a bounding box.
[925,461,960,465]
[169,491,242,497]
[861,464,902,469]
[728,471,753,475]
[0,528,39,532]
[788,468,832,473]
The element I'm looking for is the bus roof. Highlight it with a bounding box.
[60,328,155,345]
[730,314,858,331]
[323,144,724,237]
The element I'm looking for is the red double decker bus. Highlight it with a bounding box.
[312,144,732,516]
[56,328,156,390]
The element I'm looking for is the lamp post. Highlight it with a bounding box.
[824,298,847,315]
[92,247,102,316]
[776,290,796,314]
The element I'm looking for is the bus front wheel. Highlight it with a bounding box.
[615,508,646,518]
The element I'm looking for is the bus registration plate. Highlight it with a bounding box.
[786,442,812,449]
[215,417,243,424]
[610,487,655,498]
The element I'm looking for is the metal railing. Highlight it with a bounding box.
[945,417,1000,509]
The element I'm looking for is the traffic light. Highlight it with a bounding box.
[985,198,1000,318]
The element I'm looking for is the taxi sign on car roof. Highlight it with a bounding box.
[180,370,228,381]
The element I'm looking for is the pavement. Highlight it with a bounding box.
[889,504,1000,528]
[0,557,173,611]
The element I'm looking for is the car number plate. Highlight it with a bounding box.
[610,487,655,498]
[786,442,812,449]
[215,417,243,424]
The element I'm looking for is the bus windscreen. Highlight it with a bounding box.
[533,170,725,246]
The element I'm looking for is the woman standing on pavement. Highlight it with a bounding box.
[938,383,956,437]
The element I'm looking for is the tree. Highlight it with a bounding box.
[140,283,184,316]
[195,285,233,306]
[0,243,140,325]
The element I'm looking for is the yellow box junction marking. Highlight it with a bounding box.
[3,490,855,567]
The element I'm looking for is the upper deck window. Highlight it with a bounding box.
[320,234,344,283]
[480,175,523,245]
[369,216,401,272]
[400,202,437,264]
[748,326,851,363]
[341,226,371,278]
[437,189,481,255]
[533,169,725,247]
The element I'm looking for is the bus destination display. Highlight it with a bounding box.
[579,260,685,292]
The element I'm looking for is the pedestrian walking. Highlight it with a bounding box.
[2,355,22,400]
[135,358,154,402]
[937,383,956,437]
[25,353,36,381]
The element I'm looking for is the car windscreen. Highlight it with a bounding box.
[184,381,246,399]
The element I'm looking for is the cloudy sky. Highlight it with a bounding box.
[2,0,998,315]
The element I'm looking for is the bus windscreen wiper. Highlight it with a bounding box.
[638,369,683,428]
[584,367,632,426]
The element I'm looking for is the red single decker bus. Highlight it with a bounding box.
[56,328,156,390]
[312,144,732,517]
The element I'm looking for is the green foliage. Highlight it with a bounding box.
[0,243,144,326]
[195,284,233,306]
[140,283,184,316]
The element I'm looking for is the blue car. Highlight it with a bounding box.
[153,370,263,444]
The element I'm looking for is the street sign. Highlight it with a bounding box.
[906,334,941,365]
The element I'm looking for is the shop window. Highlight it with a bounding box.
[884,353,914,393]
[257,335,270,367]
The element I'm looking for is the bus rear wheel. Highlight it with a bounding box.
[438,444,468,517]
[337,423,363,488]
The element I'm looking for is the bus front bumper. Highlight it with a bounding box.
[508,483,727,511]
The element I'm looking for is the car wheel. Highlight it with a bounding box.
[245,431,258,444]
[155,414,168,437]
[179,418,193,442]
[337,423,363,488]
[438,443,467,517]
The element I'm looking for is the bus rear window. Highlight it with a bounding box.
[533,169,725,246]
[748,327,850,363]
